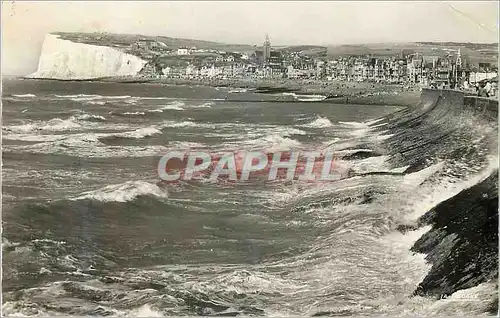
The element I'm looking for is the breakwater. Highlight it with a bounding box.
[383,88,498,309]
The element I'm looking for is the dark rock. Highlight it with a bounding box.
[411,172,498,298]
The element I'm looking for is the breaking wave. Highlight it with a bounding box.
[122,111,146,116]
[147,101,186,112]
[302,116,333,128]
[2,87,498,316]
[3,112,107,133]
[108,127,162,140]
[71,181,168,202]
[11,93,36,98]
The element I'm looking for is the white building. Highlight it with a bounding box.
[162,67,171,76]
[177,47,190,55]
[469,72,498,83]
[185,65,198,76]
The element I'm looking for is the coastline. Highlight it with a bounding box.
[19,75,423,107]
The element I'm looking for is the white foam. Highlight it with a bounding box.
[159,105,184,111]
[101,95,132,99]
[228,88,248,93]
[168,141,207,149]
[75,113,106,121]
[86,100,107,106]
[127,304,164,317]
[338,121,369,128]
[150,101,185,112]
[113,127,161,139]
[303,116,333,128]
[349,155,395,174]
[123,111,145,116]
[282,127,307,136]
[401,156,498,223]
[55,94,99,99]
[295,94,327,102]
[364,117,386,126]
[72,181,168,202]
[3,112,107,133]
[252,135,301,151]
[61,94,132,102]
[159,120,197,128]
[4,118,81,133]
[12,94,36,98]
[190,101,213,108]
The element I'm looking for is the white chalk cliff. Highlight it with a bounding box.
[29,34,147,80]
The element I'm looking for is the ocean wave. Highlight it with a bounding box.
[338,121,370,128]
[228,88,248,93]
[75,113,106,122]
[54,94,132,101]
[168,141,207,149]
[190,101,214,108]
[4,142,168,158]
[150,101,186,112]
[246,134,302,151]
[281,127,307,136]
[86,100,107,106]
[11,94,36,98]
[159,120,197,128]
[54,94,99,98]
[111,127,162,139]
[282,93,327,102]
[71,181,168,202]
[302,116,333,128]
[3,112,107,133]
[3,118,82,133]
[122,111,146,116]
[138,96,178,100]
[295,94,327,102]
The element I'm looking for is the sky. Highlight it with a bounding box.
[2,1,499,75]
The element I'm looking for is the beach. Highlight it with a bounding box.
[94,76,423,107]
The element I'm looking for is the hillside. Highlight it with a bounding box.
[28,32,498,80]
[54,32,258,53]
[327,42,498,66]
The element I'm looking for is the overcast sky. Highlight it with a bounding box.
[2,1,498,75]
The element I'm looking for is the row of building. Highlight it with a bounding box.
[136,35,498,87]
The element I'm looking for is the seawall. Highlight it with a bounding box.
[27,34,147,80]
[386,88,498,308]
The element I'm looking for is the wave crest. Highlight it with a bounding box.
[303,116,333,128]
[111,127,162,139]
[72,181,168,202]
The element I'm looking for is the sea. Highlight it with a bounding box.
[1,78,498,316]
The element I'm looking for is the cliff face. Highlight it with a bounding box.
[28,34,147,80]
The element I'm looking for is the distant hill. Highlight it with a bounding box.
[54,32,257,53]
[53,32,497,66]
[54,32,331,55]
[327,42,498,66]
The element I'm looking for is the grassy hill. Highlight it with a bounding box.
[54,32,257,53]
[327,42,498,66]
[53,32,497,67]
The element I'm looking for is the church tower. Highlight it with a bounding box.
[263,34,271,65]
[456,48,462,68]
[455,48,462,83]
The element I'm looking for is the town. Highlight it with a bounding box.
[130,34,498,97]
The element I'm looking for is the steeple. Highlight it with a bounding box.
[456,48,462,67]
[263,34,271,66]
[264,34,271,46]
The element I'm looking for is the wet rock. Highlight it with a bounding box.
[412,172,498,298]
